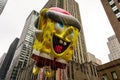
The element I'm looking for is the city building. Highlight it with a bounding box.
[66,61,100,80]
[96,58,102,65]
[87,52,96,63]
[5,11,38,80]
[87,52,102,65]
[17,61,101,80]
[101,0,120,43]
[16,60,38,80]
[97,58,120,80]
[0,38,19,80]
[0,0,8,15]
[107,35,120,61]
[0,53,6,68]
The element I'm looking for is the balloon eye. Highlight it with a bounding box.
[58,22,63,28]
[54,22,64,33]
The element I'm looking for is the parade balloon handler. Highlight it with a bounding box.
[31,7,81,77]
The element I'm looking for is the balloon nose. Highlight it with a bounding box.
[63,27,73,38]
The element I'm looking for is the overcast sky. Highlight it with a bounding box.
[0,0,114,64]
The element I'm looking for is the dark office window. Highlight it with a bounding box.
[108,0,111,2]
[102,74,108,80]
[76,63,79,70]
[114,9,119,14]
[117,17,120,21]
[90,64,93,75]
[71,64,74,80]
[18,61,23,67]
[67,66,70,79]
[111,71,118,80]
[93,65,97,76]
[23,61,27,67]
[110,3,115,7]
[34,18,39,28]
[118,0,120,3]
[80,64,83,72]
[57,0,63,8]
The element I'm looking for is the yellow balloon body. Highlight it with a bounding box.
[33,9,79,61]
[32,7,80,75]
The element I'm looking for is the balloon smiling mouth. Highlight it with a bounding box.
[53,35,70,54]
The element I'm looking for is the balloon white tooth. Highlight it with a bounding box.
[63,42,67,46]
[59,39,63,44]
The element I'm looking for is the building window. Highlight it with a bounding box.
[71,64,74,79]
[116,12,120,18]
[118,0,120,3]
[67,66,70,79]
[108,0,112,2]
[117,17,120,21]
[57,0,63,8]
[111,71,118,80]
[112,6,118,12]
[102,74,108,80]
[108,0,120,22]
[109,0,114,5]
[90,64,93,75]
[114,9,119,14]
[110,3,115,7]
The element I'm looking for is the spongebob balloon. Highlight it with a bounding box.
[31,7,81,77]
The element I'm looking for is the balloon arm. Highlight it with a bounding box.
[32,65,40,75]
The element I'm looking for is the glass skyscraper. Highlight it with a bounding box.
[6,10,38,80]
[0,0,8,15]
[107,35,120,61]
[0,38,19,80]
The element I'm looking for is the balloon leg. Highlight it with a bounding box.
[32,65,40,75]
